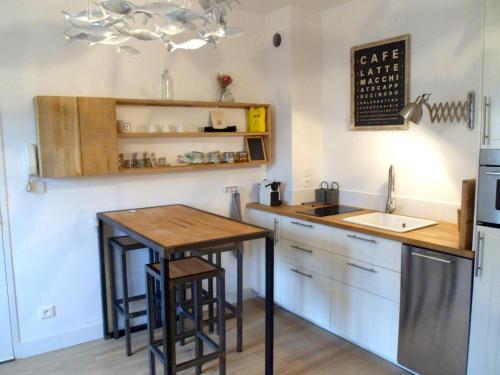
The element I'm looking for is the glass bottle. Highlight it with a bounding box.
[161,69,174,100]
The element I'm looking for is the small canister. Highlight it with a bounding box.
[325,182,340,205]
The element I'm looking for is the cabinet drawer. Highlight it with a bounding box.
[331,228,401,272]
[280,239,332,278]
[331,253,400,302]
[281,217,331,250]
[280,261,331,329]
[331,280,399,361]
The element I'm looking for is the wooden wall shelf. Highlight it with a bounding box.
[118,132,270,139]
[34,96,272,178]
[119,161,267,175]
[115,98,269,109]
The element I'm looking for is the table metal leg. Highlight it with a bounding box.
[236,248,244,353]
[98,219,111,339]
[265,236,274,375]
[161,256,176,375]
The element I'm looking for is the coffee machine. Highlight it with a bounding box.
[259,179,282,206]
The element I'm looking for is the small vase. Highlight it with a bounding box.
[219,88,235,102]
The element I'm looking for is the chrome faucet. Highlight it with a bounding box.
[386,165,396,214]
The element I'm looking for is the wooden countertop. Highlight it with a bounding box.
[247,203,474,259]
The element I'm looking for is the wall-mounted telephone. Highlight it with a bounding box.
[25,144,40,192]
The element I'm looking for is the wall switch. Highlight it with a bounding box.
[38,305,56,320]
[224,186,239,194]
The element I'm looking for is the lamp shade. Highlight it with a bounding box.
[399,94,431,125]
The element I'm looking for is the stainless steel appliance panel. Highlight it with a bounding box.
[478,149,500,226]
[398,245,473,375]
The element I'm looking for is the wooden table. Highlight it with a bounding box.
[97,205,275,375]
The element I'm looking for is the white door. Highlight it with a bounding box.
[0,215,14,362]
[468,226,500,375]
[482,0,500,148]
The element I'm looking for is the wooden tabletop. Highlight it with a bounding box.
[99,205,271,253]
[247,203,474,259]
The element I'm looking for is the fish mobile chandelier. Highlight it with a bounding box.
[63,0,244,55]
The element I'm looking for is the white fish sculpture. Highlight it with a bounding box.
[201,25,244,39]
[65,32,130,47]
[99,0,133,15]
[154,22,186,36]
[166,39,208,52]
[163,8,207,23]
[63,0,243,55]
[117,45,141,55]
[114,23,163,41]
[62,9,107,27]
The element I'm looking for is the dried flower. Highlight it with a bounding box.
[217,74,233,89]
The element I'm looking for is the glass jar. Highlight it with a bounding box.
[161,69,174,100]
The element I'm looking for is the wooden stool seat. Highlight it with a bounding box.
[151,257,217,280]
[110,236,146,250]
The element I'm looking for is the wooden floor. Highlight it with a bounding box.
[0,299,407,375]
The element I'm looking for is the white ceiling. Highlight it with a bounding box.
[239,0,352,13]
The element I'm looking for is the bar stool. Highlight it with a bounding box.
[145,257,226,375]
[108,236,154,356]
[192,242,244,352]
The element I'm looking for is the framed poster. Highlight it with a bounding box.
[351,34,411,130]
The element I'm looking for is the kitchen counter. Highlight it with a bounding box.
[247,203,474,259]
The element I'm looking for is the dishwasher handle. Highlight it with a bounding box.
[411,252,452,264]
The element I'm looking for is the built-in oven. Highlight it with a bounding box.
[477,149,500,227]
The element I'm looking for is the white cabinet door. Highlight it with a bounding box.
[331,280,399,361]
[468,226,500,375]
[482,0,500,148]
[248,209,281,303]
[280,261,331,329]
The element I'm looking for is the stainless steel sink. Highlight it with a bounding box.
[343,212,437,233]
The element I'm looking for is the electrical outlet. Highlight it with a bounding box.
[224,186,239,194]
[38,305,56,320]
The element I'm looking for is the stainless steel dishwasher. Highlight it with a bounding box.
[398,245,473,375]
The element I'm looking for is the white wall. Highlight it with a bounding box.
[321,0,482,222]
[265,6,324,204]
[0,0,267,357]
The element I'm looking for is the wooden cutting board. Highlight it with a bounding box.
[459,179,476,250]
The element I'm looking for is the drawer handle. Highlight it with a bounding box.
[475,231,483,277]
[290,268,313,278]
[347,262,377,274]
[291,245,313,254]
[485,171,500,176]
[347,234,377,244]
[411,252,452,264]
[291,221,314,228]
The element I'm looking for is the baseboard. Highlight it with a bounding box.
[15,324,102,359]
[14,288,258,359]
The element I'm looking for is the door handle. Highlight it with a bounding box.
[411,252,452,264]
[291,245,313,254]
[347,262,377,273]
[347,234,377,244]
[482,96,491,146]
[485,171,500,176]
[475,232,483,277]
[290,221,314,229]
[290,268,313,278]
[273,218,279,245]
